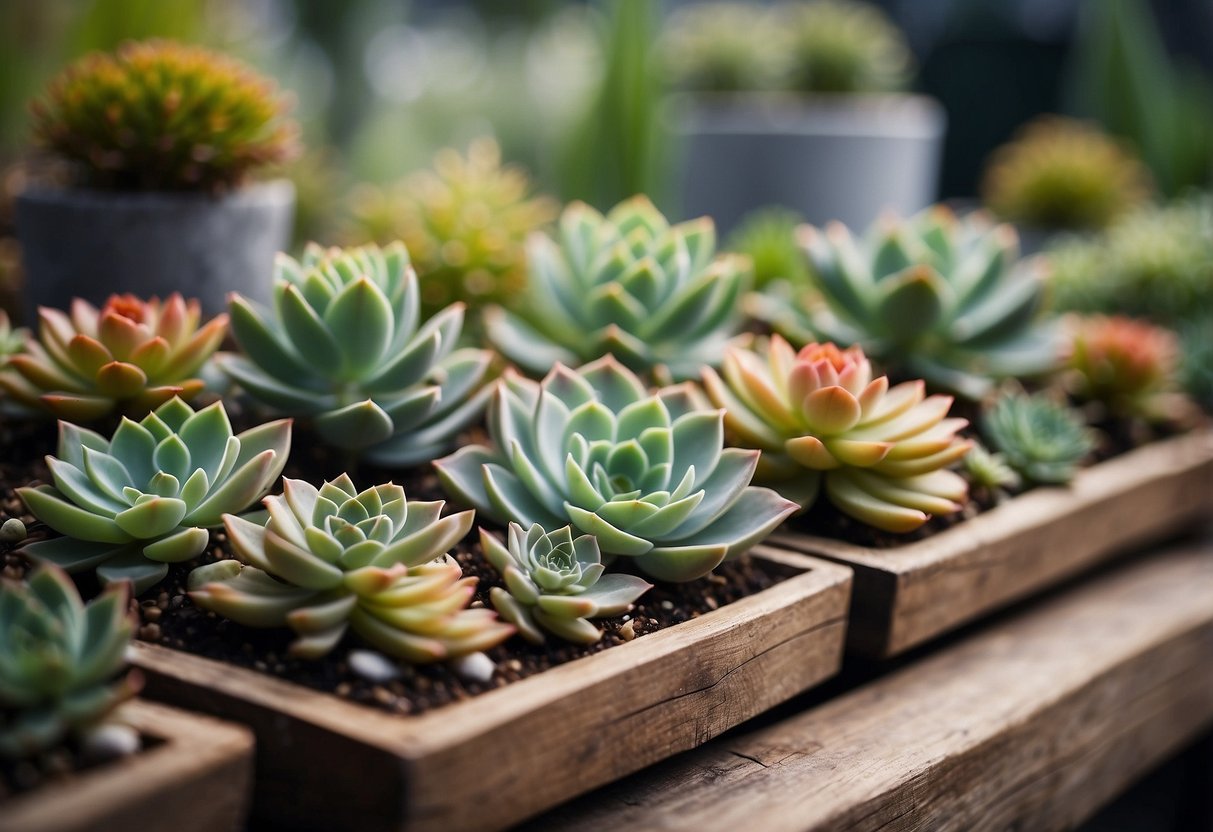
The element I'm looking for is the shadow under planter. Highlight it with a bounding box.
[15,180,294,319]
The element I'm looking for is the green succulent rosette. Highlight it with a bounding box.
[982,391,1096,485]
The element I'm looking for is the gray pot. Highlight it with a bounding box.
[16,180,295,320]
[672,93,946,235]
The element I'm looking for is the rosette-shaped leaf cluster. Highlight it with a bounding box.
[704,336,971,532]
[962,442,1021,494]
[771,207,1060,399]
[219,243,491,465]
[481,523,651,644]
[983,392,1095,485]
[485,196,748,382]
[188,475,513,662]
[0,294,227,421]
[1067,315,1184,421]
[17,398,290,594]
[437,356,798,582]
[0,565,140,759]
[726,207,810,289]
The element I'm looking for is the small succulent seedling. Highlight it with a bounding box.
[484,196,748,382]
[784,0,912,94]
[726,207,810,289]
[0,294,227,421]
[0,564,140,760]
[704,336,971,532]
[219,242,492,465]
[17,397,290,593]
[983,391,1096,485]
[436,355,798,582]
[189,475,513,662]
[481,523,652,644]
[1067,315,1186,422]
[962,442,1021,493]
[663,2,791,92]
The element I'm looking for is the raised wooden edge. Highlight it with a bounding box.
[130,551,852,832]
[773,427,1213,656]
[0,699,255,832]
[532,537,1213,832]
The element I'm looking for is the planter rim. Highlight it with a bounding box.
[16,178,294,210]
[668,91,946,139]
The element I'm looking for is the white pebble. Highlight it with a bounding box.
[452,652,496,684]
[349,649,401,683]
[0,517,26,542]
[81,723,141,761]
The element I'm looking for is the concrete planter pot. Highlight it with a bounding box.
[15,180,294,319]
[672,93,945,234]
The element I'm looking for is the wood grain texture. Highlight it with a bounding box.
[775,428,1213,657]
[534,537,1213,832]
[0,699,254,832]
[130,549,851,832]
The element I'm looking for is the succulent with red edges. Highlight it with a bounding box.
[1066,314,1186,422]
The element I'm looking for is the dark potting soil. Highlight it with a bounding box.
[0,735,131,801]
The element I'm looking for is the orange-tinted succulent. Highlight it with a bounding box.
[1067,314,1184,421]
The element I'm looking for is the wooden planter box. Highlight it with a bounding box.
[129,547,851,832]
[0,700,254,832]
[773,428,1213,658]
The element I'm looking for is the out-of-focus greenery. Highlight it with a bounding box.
[662,2,789,93]
[725,207,809,289]
[784,0,911,94]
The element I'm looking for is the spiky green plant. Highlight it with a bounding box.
[983,392,1096,485]
[767,206,1061,399]
[17,397,290,594]
[703,336,971,532]
[662,2,790,93]
[784,0,912,94]
[188,475,514,662]
[0,564,140,760]
[436,356,798,582]
[481,523,651,644]
[726,207,810,289]
[961,442,1021,493]
[484,196,748,382]
[0,294,227,422]
[1067,314,1185,421]
[30,39,298,192]
[218,242,491,466]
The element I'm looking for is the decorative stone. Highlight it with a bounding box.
[0,518,26,543]
[348,649,401,683]
[451,651,495,684]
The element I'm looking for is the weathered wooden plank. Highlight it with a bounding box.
[0,700,255,832]
[131,549,851,832]
[533,536,1213,832]
[775,428,1213,656]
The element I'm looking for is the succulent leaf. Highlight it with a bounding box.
[983,391,1096,485]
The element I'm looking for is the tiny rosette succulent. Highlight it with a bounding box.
[1067,315,1185,421]
[17,397,290,594]
[219,242,491,465]
[0,294,227,421]
[0,564,140,759]
[704,337,972,532]
[481,523,651,644]
[485,196,748,382]
[188,475,513,662]
[436,356,798,582]
[962,442,1021,493]
[983,392,1095,485]
[726,207,810,289]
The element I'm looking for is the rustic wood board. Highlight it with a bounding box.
[533,535,1213,832]
[774,428,1213,657]
[129,548,851,832]
[0,699,254,832]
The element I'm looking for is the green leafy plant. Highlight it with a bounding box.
[961,442,1021,494]
[218,242,491,466]
[983,391,1095,485]
[188,475,513,662]
[726,207,810,289]
[0,308,25,362]
[703,336,971,532]
[785,0,912,94]
[1067,314,1185,422]
[0,564,140,760]
[436,356,798,582]
[481,523,651,644]
[485,196,748,382]
[1178,319,1213,410]
[17,397,290,593]
[662,2,789,93]
[0,294,227,422]
[30,38,298,192]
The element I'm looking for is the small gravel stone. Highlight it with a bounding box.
[349,649,401,683]
[451,652,496,684]
[619,620,636,641]
[660,600,674,610]
[0,517,26,542]
[81,723,141,762]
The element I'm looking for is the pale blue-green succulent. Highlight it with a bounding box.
[983,391,1096,485]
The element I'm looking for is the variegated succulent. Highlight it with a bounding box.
[0,564,140,760]
[17,397,290,594]
[219,243,491,465]
[765,207,1061,399]
[188,475,513,662]
[983,391,1095,485]
[704,336,971,532]
[0,294,227,421]
[1066,315,1185,422]
[485,196,748,382]
[481,523,651,644]
[436,356,798,582]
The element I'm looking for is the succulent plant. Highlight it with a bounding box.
[962,442,1021,494]
[30,39,298,192]
[17,397,290,594]
[345,138,557,317]
[1178,319,1213,410]
[481,523,651,644]
[0,564,140,759]
[784,0,912,94]
[1067,315,1184,421]
[484,196,748,382]
[768,206,1061,399]
[983,391,1095,485]
[0,294,227,422]
[188,475,513,662]
[981,116,1153,231]
[0,308,25,363]
[703,336,971,532]
[726,207,810,289]
[662,2,790,93]
[436,356,798,582]
[218,242,491,466]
